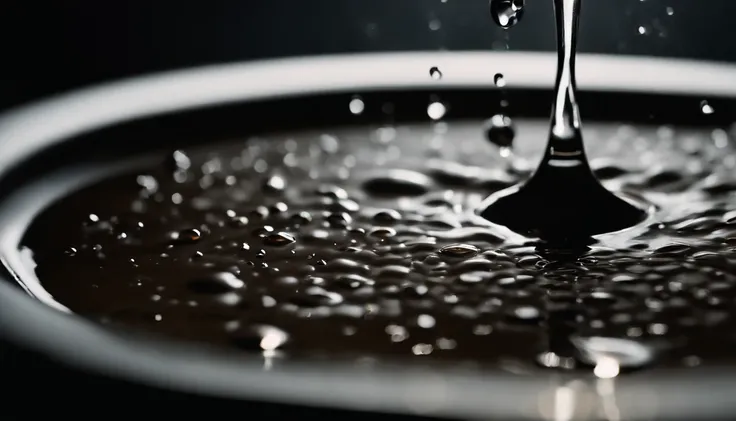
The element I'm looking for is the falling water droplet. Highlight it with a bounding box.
[490,0,525,29]
[427,101,447,120]
[187,272,245,294]
[701,100,715,115]
[484,114,516,157]
[429,67,443,80]
[263,232,296,247]
[230,325,289,351]
[368,227,397,238]
[173,228,201,243]
[494,73,506,88]
[349,96,365,115]
[169,150,191,171]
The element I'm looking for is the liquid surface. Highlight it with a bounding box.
[482,0,648,241]
[22,120,736,371]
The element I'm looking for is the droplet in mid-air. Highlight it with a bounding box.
[349,96,365,115]
[701,100,715,115]
[429,67,443,80]
[493,73,506,88]
[484,114,516,157]
[490,0,525,29]
[427,101,447,120]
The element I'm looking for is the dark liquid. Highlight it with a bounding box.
[14,0,735,374]
[21,121,736,370]
[481,0,647,242]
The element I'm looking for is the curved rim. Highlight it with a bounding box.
[1,52,736,420]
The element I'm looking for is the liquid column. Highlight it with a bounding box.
[480,0,647,244]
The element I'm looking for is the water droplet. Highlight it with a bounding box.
[319,134,340,154]
[439,244,480,258]
[228,215,249,227]
[493,73,506,88]
[490,0,525,29]
[385,324,409,342]
[270,202,288,214]
[290,211,313,225]
[536,351,576,369]
[417,314,436,328]
[250,206,269,219]
[264,232,296,247]
[473,325,493,335]
[253,225,274,237]
[412,343,433,355]
[173,228,201,243]
[701,100,715,115]
[326,212,353,228]
[508,305,541,322]
[368,227,397,238]
[484,114,515,152]
[316,185,349,200]
[427,101,447,120]
[187,272,244,294]
[429,67,443,80]
[349,96,365,115]
[136,175,158,194]
[373,209,402,224]
[263,174,286,193]
[437,338,457,350]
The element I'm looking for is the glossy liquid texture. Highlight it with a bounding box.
[21,121,736,370]
[481,0,647,242]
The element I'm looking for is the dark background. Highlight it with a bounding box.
[1,0,733,111]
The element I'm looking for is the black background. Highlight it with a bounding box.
[1,0,734,111]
